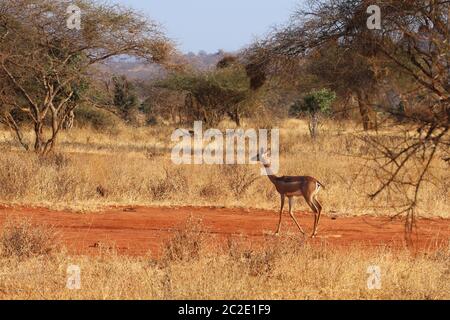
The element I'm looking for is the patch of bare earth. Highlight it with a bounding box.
[0,205,448,256]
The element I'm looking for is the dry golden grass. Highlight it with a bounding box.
[0,119,448,216]
[0,218,60,259]
[0,219,448,300]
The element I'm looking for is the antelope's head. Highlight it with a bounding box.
[253,148,271,165]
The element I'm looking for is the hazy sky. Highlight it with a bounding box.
[118,0,304,53]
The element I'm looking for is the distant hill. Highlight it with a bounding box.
[183,49,229,70]
[98,50,231,80]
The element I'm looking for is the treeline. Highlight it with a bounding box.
[1,0,448,151]
[84,1,449,137]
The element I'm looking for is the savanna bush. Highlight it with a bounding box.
[0,218,59,259]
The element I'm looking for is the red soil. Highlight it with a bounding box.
[0,205,448,256]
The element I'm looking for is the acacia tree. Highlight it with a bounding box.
[251,0,449,239]
[0,0,171,153]
[290,88,336,139]
[157,58,255,127]
[304,42,381,129]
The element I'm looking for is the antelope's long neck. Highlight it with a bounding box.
[262,163,278,185]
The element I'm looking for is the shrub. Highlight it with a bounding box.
[161,217,205,264]
[224,165,259,198]
[74,106,119,132]
[150,167,188,200]
[0,218,59,258]
[234,246,279,277]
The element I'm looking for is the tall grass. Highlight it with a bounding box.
[0,119,448,216]
[0,219,448,299]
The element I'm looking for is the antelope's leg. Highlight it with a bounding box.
[305,197,319,237]
[276,194,285,235]
[311,213,318,238]
[312,197,322,236]
[288,197,305,235]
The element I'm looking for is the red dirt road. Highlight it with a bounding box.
[0,205,448,256]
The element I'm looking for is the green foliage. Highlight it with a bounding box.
[290,89,336,117]
[289,89,336,139]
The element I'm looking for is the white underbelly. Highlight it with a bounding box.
[285,191,303,197]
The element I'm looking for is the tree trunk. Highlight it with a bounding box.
[357,90,377,131]
[234,110,241,127]
[228,108,241,126]
[33,112,58,154]
[63,110,75,130]
[43,106,60,154]
[34,122,44,153]
[309,112,319,139]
